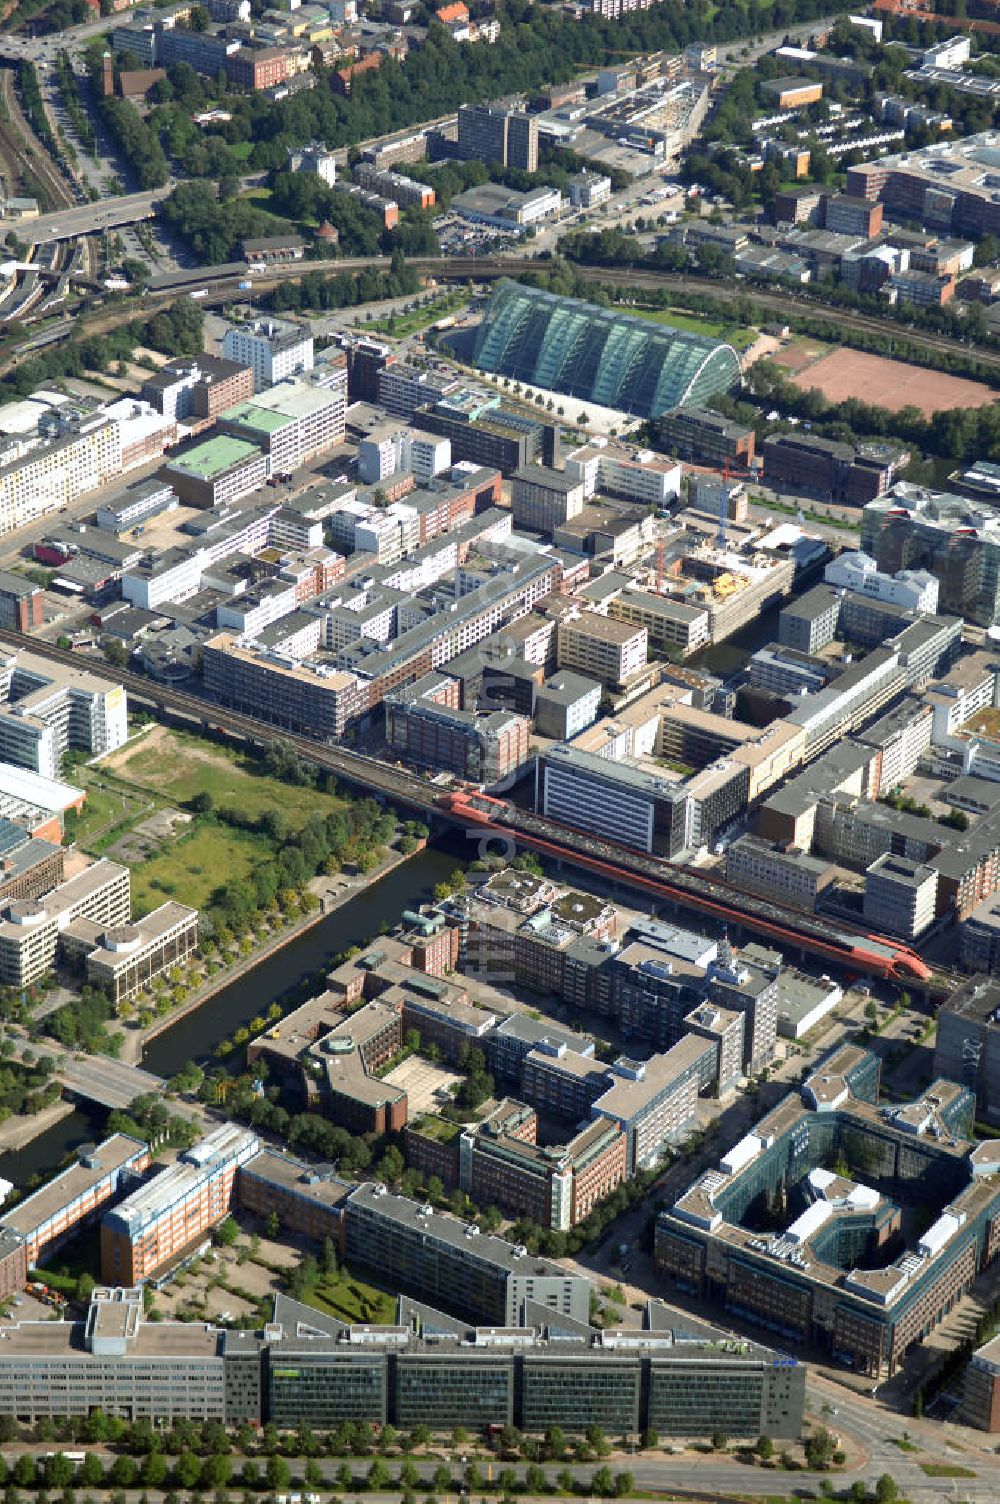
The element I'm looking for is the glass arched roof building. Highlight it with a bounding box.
[473,280,742,419]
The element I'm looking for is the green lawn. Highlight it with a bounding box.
[102,728,343,830]
[919,1463,976,1478]
[72,728,349,914]
[370,291,471,338]
[299,1268,397,1325]
[630,305,756,351]
[411,1114,461,1143]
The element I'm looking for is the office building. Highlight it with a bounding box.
[847,131,1000,238]
[963,1335,1000,1432]
[344,1183,591,1325]
[824,550,938,612]
[557,613,647,687]
[202,633,362,740]
[358,426,451,486]
[566,170,611,208]
[823,192,883,237]
[591,1038,713,1173]
[416,390,559,475]
[456,103,538,170]
[460,1106,627,1231]
[563,443,681,507]
[286,141,338,185]
[218,375,347,478]
[162,435,267,509]
[863,853,938,939]
[474,282,741,420]
[0,649,127,781]
[934,976,1000,1126]
[862,486,1000,628]
[101,1123,261,1285]
[657,1046,999,1377]
[0,1134,150,1267]
[658,407,755,468]
[725,834,834,912]
[0,1283,803,1435]
[221,317,314,393]
[141,355,253,422]
[0,572,43,633]
[762,434,908,505]
[0,859,130,988]
[511,465,586,533]
[0,1287,235,1422]
[237,1151,350,1243]
[385,677,530,788]
[62,901,199,1008]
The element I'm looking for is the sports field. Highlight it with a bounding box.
[790,345,997,416]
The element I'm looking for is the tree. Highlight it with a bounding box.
[265,1210,281,1238]
[43,1457,73,1490]
[804,1430,835,1470]
[142,1455,169,1489]
[75,1272,96,1304]
[613,1472,633,1497]
[79,1456,104,1488]
[711,1431,728,1452]
[265,1456,290,1492]
[875,1477,897,1504]
[110,1458,136,1489]
[173,1453,201,1490]
[591,1467,615,1497]
[214,1215,239,1248]
[367,1459,391,1491]
[756,1435,773,1462]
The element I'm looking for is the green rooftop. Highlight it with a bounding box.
[169,434,262,479]
[222,402,293,436]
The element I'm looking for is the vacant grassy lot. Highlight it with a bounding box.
[73,726,348,914]
[100,726,342,830]
[131,822,266,915]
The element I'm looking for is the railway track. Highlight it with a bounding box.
[0,631,962,996]
[4,249,996,384]
[0,65,75,214]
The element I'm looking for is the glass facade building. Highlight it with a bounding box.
[473,282,742,419]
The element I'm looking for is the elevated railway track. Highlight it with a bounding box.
[0,631,960,995]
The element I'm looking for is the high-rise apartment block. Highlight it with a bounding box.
[222,318,314,394]
[456,103,538,171]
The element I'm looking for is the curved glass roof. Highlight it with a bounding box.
[473,281,742,419]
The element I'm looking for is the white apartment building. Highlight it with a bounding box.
[924,653,999,746]
[221,319,314,394]
[0,651,128,780]
[0,418,122,536]
[358,426,451,486]
[564,441,682,507]
[823,551,939,613]
[286,142,337,186]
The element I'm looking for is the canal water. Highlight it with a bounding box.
[143,839,466,1080]
[1,840,469,1187]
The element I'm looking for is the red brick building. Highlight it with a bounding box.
[226,47,290,91]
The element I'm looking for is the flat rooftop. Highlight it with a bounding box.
[1,1134,148,1237]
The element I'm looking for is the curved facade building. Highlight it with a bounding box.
[473,281,741,418]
